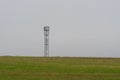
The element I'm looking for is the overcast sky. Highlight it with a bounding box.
[0,0,120,57]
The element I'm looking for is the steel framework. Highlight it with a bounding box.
[44,26,49,57]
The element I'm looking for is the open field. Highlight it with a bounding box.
[0,56,120,80]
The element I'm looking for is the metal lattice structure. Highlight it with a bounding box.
[44,26,50,57]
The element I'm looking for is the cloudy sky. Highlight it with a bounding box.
[0,0,120,57]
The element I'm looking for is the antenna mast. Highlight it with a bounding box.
[44,26,50,57]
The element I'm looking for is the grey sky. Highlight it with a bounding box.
[0,0,120,57]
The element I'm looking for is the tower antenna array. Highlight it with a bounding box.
[44,26,50,57]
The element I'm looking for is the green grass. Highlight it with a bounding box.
[0,56,120,80]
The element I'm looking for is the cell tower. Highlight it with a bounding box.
[44,26,50,57]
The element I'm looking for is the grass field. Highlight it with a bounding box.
[0,56,120,80]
